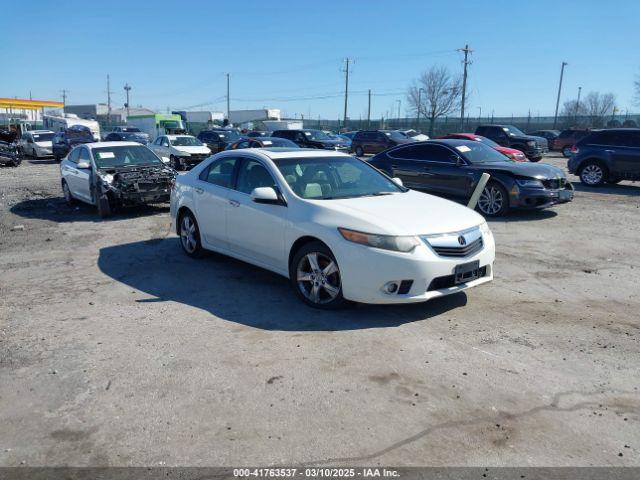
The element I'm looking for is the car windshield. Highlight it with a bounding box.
[403,130,420,137]
[275,156,405,200]
[171,136,203,146]
[92,145,163,168]
[32,133,54,142]
[455,142,513,164]
[304,130,331,141]
[383,131,407,140]
[475,136,499,148]
[160,120,181,129]
[503,125,525,136]
[216,130,240,141]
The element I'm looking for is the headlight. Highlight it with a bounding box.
[479,221,492,237]
[526,140,536,147]
[516,178,543,188]
[99,174,114,184]
[338,227,420,252]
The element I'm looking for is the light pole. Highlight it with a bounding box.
[124,83,131,118]
[575,86,582,125]
[553,61,568,129]
[477,106,482,122]
[396,100,401,122]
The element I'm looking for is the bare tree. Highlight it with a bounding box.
[560,99,587,127]
[407,66,463,136]
[583,91,616,128]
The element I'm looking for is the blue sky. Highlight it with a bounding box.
[2,0,639,119]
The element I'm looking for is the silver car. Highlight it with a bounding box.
[19,130,55,158]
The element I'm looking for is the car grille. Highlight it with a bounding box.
[431,237,483,257]
[542,178,566,190]
[428,266,488,291]
[422,226,484,258]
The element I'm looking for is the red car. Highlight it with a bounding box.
[438,133,528,162]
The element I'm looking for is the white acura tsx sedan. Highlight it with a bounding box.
[170,148,495,308]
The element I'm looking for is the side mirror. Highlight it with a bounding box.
[392,177,404,187]
[251,187,281,205]
[77,160,91,169]
[452,155,464,166]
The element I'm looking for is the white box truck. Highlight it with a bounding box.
[126,114,185,141]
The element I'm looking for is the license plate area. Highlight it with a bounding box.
[454,260,480,285]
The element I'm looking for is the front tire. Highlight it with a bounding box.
[476,182,509,217]
[562,146,573,158]
[290,241,348,309]
[579,161,607,187]
[62,180,75,205]
[31,148,38,159]
[97,195,112,217]
[354,146,364,157]
[178,210,203,258]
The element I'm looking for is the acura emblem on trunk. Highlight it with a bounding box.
[458,235,466,246]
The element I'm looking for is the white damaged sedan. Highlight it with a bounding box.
[170,148,495,308]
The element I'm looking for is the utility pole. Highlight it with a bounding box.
[367,89,371,127]
[61,89,68,107]
[396,99,401,122]
[575,86,582,125]
[107,74,112,124]
[342,58,353,130]
[226,73,230,124]
[458,44,472,130]
[553,61,568,129]
[124,83,132,118]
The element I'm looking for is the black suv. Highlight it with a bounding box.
[475,125,548,162]
[271,129,350,151]
[52,126,95,162]
[350,130,414,156]
[197,129,242,153]
[568,129,640,186]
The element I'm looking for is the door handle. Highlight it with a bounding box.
[228,199,240,207]
[195,187,204,194]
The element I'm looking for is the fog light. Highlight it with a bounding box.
[383,282,399,294]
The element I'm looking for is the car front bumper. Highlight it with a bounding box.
[334,232,495,304]
[509,183,574,209]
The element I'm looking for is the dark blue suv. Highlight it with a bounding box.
[568,129,640,186]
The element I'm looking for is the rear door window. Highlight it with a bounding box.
[199,157,237,188]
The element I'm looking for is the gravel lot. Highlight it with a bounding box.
[0,154,639,467]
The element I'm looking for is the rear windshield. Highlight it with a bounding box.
[171,136,203,146]
[32,133,54,142]
[92,145,163,168]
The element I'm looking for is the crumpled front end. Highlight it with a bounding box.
[99,166,175,206]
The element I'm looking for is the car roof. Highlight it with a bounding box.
[426,139,477,148]
[29,130,55,134]
[167,134,195,139]
[224,148,350,160]
[86,141,143,148]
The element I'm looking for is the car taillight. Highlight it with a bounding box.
[571,145,578,154]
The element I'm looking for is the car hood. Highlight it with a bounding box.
[35,141,53,147]
[309,190,485,236]
[469,161,565,179]
[172,145,211,154]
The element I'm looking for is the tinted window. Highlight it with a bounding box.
[236,159,276,194]
[558,130,573,139]
[390,144,455,162]
[200,158,236,188]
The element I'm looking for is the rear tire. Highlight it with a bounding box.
[355,146,364,157]
[178,210,203,258]
[579,161,607,187]
[562,146,573,158]
[476,181,509,217]
[290,241,348,309]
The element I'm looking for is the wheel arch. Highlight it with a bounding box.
[288,235,328,270]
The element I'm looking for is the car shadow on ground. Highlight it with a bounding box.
[9,195,168,223]
[488,209,558,223]
[26,158,59,165]
[97,238,468,332]
[570,181,640,196]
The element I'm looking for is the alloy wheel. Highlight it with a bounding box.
[180,215,197,254]
[478,185,504,215]
[296,252,341,305]
[581,164,603,185]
